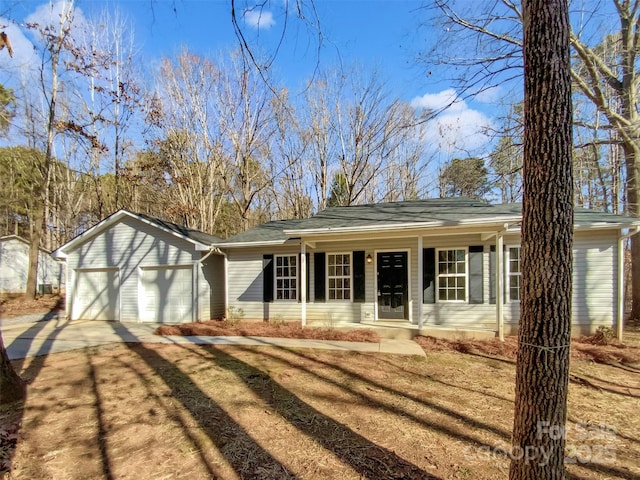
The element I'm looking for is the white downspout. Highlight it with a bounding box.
[497,231,505,341]
[617,225,640,341]
[418,236,424,329]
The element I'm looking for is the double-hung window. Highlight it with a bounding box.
[437,249,467,301]
[275,255,297,300]
[508,246,521,301]
[327,253,351,300]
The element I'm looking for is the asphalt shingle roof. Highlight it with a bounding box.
[220,198,640,245]
[136,212,223,245]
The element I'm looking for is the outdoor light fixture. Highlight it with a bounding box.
[366,254,373,264]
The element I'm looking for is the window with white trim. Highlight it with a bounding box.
[275,255,297,300]
[508,246,521,301]
[437,249,467,301]
[327,253,351,300]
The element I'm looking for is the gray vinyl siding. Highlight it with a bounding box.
[66,216,210,322]
[0,238,65,293]
[572,231,616,328]
[199,253,225,319]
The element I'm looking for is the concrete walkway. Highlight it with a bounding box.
[1,316,426,360]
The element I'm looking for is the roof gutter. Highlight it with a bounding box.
[213,239,297,248]
[284,216,524,236]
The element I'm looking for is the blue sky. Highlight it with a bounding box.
[1,0,510,158]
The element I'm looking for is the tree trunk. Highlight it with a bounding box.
[0,330,25,404]
[25,208,43,299]
[510,0,573,479]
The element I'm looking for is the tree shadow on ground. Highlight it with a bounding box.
[191,345,442,479]
[122,342,298,479]
[1,303,68,477]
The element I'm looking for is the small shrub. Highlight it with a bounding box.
[590,326,616,345]
[226,306,244,325]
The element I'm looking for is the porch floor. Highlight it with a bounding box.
[308,320,497,340]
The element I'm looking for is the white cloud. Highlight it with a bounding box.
[410,88,465,113]
[243,9,275,29]
[474,85,502,104]
[0,19,39,77]
[411,89,494,155]
[25,0,89,44]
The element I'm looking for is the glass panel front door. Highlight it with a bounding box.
[377,252,408,320]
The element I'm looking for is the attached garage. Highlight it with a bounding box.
[140,265,193,323]
[72,268,120,320]
[53,210,225,324]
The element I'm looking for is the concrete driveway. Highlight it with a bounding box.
[1,318,426,360]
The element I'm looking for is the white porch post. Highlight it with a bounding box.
[496,232,505,341]
[418,236,424,328]
[617,232,624,341]
[301,242,307,327]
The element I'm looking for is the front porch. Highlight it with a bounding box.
[307,319,498,341]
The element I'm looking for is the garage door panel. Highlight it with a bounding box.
[73,269,119,321]
[141,266,193,323]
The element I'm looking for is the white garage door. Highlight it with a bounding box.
[140,266,193,323]
[73,269,120,320]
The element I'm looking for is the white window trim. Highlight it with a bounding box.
[274,254,298,302]
[326,252,353,302]
[506,245,521,303]
[435,247,469,303]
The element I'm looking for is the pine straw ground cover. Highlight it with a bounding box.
[1,338,639,479]
[0,294,63,319]
[156,319,381,343]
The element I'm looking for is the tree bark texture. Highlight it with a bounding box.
[0,330,25,404]
[510,0,573,479]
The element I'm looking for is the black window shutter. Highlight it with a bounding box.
[488,245,506,304]
[353,251,365,303]
[423,248,436,304]
[314,252,325,302]
[469,246,483,304]
[263,254,273,303]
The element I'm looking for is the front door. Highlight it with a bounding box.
[377,252,408,320]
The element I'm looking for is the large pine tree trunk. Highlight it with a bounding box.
[510,0,573,479]
[0,331,25,404]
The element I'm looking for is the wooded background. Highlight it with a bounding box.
[0,1,636,306]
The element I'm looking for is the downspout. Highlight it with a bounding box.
[418,236,423,329]
[617,225,640,341]
[496,230,505,342]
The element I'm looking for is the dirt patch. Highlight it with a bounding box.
[415,330,640,366]
[2,343,638,479]
[156,319,381,343]
[0,294,64,319]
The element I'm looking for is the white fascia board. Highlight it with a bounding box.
[53,209,215,256]
[574,221,640,231]
[213,239,292,248]
[283,216,523,236]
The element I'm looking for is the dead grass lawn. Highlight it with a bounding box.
[1,342,639,479]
